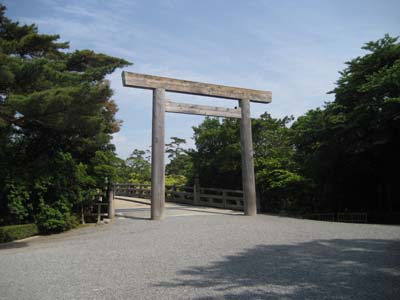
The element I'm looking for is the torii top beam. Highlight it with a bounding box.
[122,71,272,104]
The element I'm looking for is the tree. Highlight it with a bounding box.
[0,5,131,231]
[189,113,310,213]
[166,137,186,160]
[125,149,151,183]
[253,113,311,213]
[191,117,242,189]
[165,137,192,181]
[292,35,400,217]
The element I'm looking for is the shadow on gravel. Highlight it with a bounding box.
[0,241,29,250]
[170,207,243,216]
[156,239,400,300]
[117,215,150,221]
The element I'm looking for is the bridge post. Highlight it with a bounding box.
[151,88,166,220]
[108,184,115,219]
[193,176,200,205]
[239,98,257,216]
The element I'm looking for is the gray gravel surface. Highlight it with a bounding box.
[1,206,400,300]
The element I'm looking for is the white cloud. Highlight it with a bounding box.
[10,0,399,158]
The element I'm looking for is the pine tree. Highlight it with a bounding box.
[0,5,131,231]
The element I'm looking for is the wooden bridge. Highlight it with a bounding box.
[113,183,245,211]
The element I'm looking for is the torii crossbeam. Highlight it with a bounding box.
[122,71,272,220]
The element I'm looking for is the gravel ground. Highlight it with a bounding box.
[1,203,399,300]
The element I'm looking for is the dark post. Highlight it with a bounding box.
[193,175,200,205]
[239,98,257,216]
[108,184,115,219]
[97,195,102,224]
[151,88,166,220]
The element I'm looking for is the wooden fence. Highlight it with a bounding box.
[304,213,335,222]
[304,212,368,223]
[113,184,370,222]
[113,183,244,210]
[337,212,368,223]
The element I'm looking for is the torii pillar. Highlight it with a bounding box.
[122,71,272,220]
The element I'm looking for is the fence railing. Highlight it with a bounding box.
[114,183,151,199]
[113,183,244,210]
[337,212,367,223]
[304,212,368,223]
[113,184,370,222]
[304,213,335,222]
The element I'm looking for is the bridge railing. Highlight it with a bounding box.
[337,212,368,223]
[114,183,151,199]
[303,212,368,223]
[197,187,244,209]
[113,183,244,210]
[303,213,335,222]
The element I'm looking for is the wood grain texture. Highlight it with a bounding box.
[165,101,242,118]
[122,71,272,103]
[239,99,257,216]
[151,88,166,220]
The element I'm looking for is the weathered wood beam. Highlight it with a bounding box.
[122,71,272,103]
[240,99,257,216]
[165,101,242,119]
[151,88,166,220]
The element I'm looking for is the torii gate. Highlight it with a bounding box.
[122,71,272,220]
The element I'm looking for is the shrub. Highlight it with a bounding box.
[35,200,78,233]
[5,182,32,223]
[0,224,38,243]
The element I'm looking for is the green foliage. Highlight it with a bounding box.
[165,174,187,186]
[166,137,186,159]
[166,137,193,178]
[36,199,78,233]
[191,117,242,188]
[257,166,311,213]
[0,5,130,230]
[252,113,310,212]
[189,113,310,212]
[91,150,120,186]
[125,149,151,183]
[4,182,31,223]
[0,223,38,243]
[120,139,191,186]
[292,34,400,213]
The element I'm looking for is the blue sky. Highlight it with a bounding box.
[5,0,400,158]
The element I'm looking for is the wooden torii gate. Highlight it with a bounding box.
[122,71,272,220]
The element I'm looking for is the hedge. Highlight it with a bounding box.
[0,224,38,243]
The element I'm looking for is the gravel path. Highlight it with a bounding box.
[1,203,399,300]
